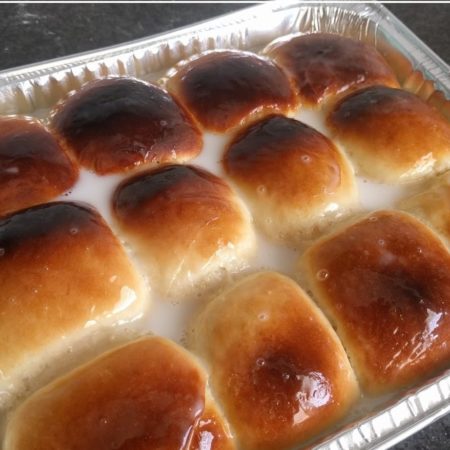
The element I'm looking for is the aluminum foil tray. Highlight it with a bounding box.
[1,1,450,449]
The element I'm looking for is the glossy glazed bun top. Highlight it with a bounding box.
[327,86,450,183]
[51,77,202,174]
[303,210,450,394]
[166,50,297,132]
[265,33,398,106]
[0,116,78,217]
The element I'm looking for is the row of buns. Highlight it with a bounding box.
[2,31,450,449]
[4,218,450,449]
[3,204,450,448]
[2,90,449,248]
[2,33,450,219]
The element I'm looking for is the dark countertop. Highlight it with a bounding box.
[1,3,449,71]
[0,3,449,450]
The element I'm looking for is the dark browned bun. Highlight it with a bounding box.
[191,272,359,450]
[3,337,209,450]
[166,50,297,132]
[113,164,255,298]
[327,85,450,183]
[50,77,202,175]
[265,32,399,106]
[0,202,146,393]
[303,210,450,395]
[223,114,357,242]
[0,116,78,217]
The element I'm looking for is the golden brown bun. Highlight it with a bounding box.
[191,272,359,450]
[166,50,297,132]
[189,395,235,450]
[327,86,450,183]
[50,77,202,175]
[223,115,357,242]
[0,202,146,396]
[303,210,450,395]
[0,116,78,217]
[113,164,255,298]
[399,172,450,242]
[264,32,399,106]
[3,337,211,450]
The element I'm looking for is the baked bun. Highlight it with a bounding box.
[400,172,450,242]
[50,77,202,175]
[223,114,357,242]
[303,210,450,394]
[0,116,78,217]
[0,202,146,399]
[166,50,297,132]
[264,32,398,106]
[190,271,359,450]
[113,164,255,298]
[4,336,230,450]
[327,86,450,183]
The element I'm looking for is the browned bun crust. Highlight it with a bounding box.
[50,77,202,175]
[166,50,297,132]
[191,272,359,450]
[303,210,450,394]
[4,337,208,450]
[327,86,450,183]
[0,116,78,217]
[265,32,399,106]
[113,164,255,297]
[223,114,357,242]
[0,201,146,390]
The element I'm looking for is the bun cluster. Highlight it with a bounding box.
[2,31,450,450]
